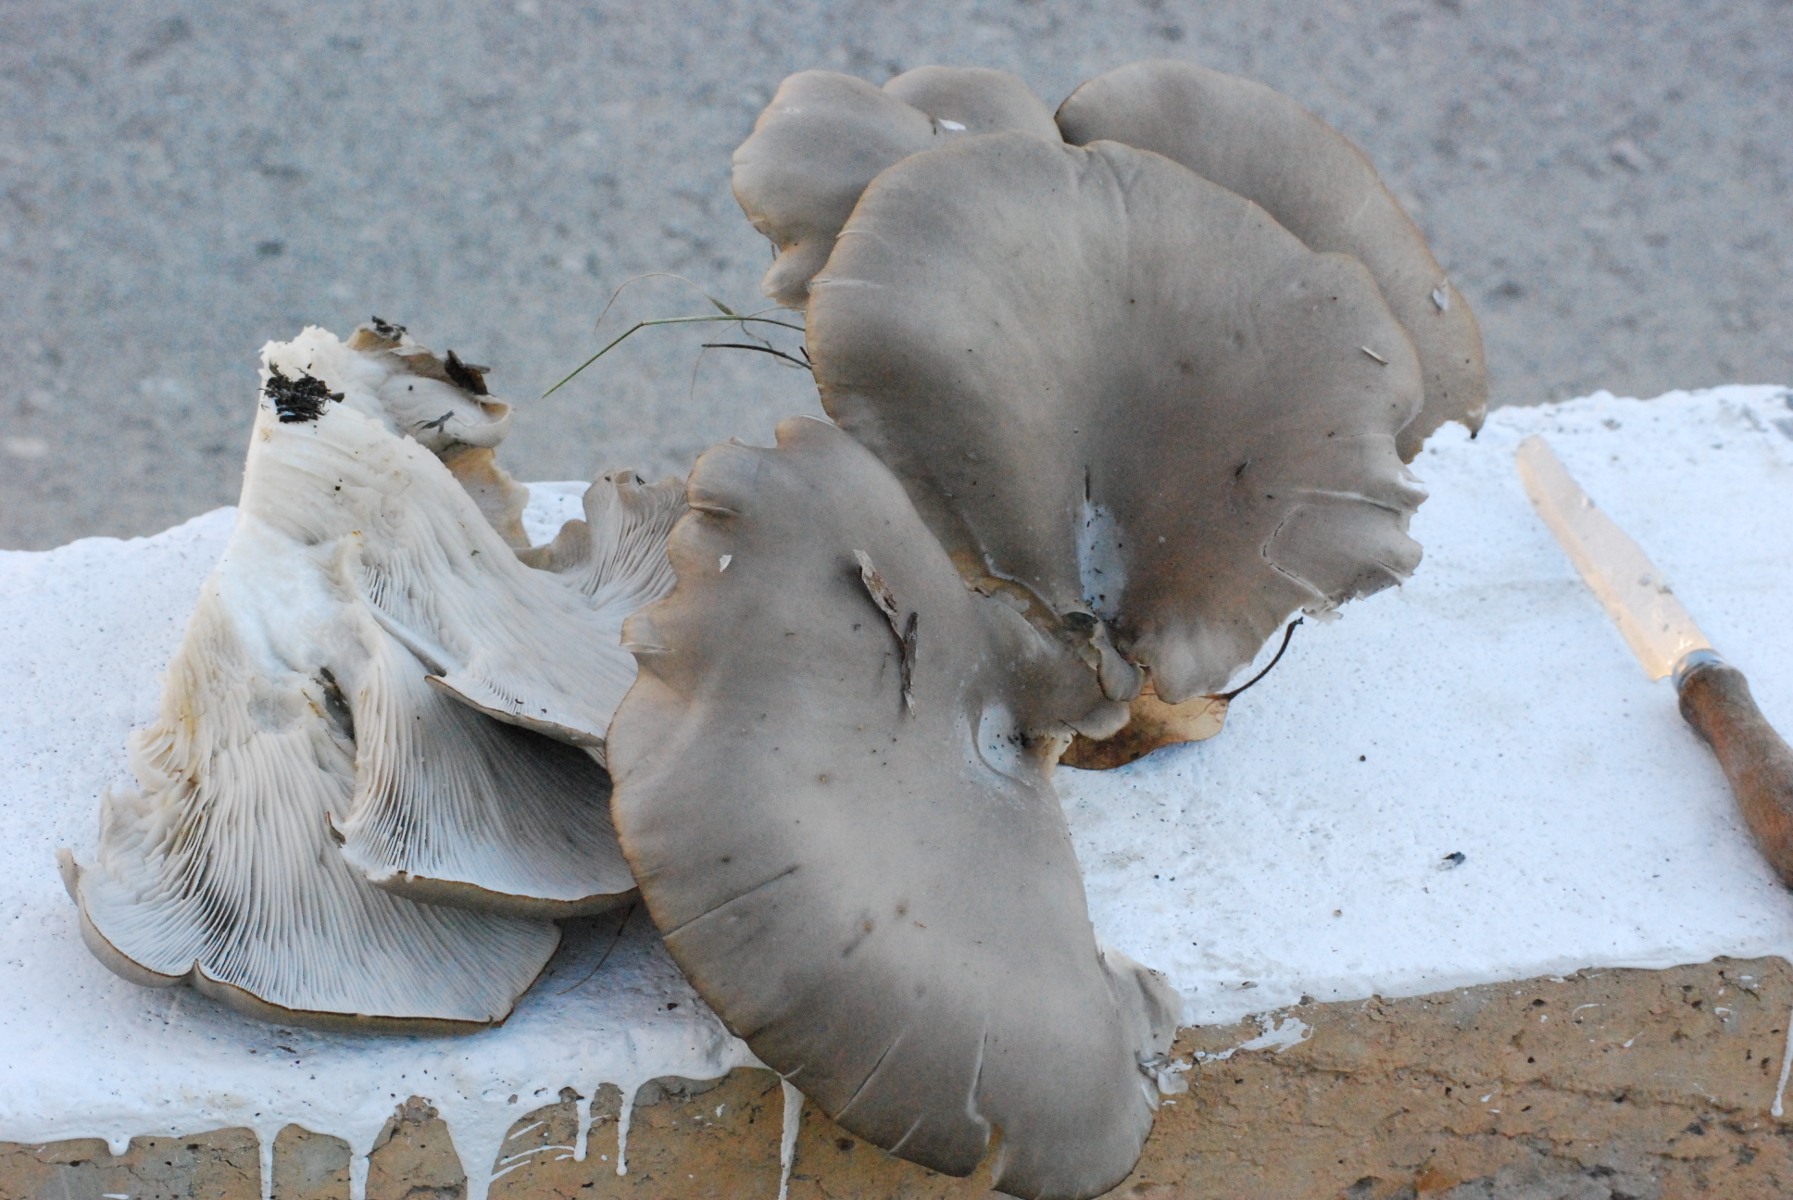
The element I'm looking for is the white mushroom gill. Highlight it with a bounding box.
[60,454,560,1029]
[63,329,651,1025]
[333,625,631,919]
[253,328,646,762]
[258,335,642,909]
[516,468,687,622]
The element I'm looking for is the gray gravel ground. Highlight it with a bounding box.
[2,0,1789,550]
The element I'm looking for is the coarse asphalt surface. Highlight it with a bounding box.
[3,0,1789,549]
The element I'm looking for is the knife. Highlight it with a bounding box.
[1516,434,1793,886]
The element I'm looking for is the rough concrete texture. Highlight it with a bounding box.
[7,956,1792,1198]
[3,0,1791,548]
[365,1099,467,1200]
[0,1128,262,1200]
[272,1125,352,1200]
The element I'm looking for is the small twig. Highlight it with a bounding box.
[701,342,814,370]
[555,901,638,995]
[899,611,918,711]
[1216,618,1302,702]
[854,549,917,713]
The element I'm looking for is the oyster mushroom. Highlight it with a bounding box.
[341,316,535,546]
[516,468,687,620]
[608,416,1179,1199]
[261,328,644,755]
[62,329,647,1026]
[58,598,562,1032]
[807,132,1427,705]
[1055,59,1487,460]
[732,66,1059,308]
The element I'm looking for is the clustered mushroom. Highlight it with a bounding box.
[65,58,1485,1200]
[62,322,683,1028]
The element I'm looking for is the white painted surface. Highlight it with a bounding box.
[1068,383,1793,1025]
[2,384,1791,1190]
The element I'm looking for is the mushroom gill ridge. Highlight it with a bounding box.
[732,66,1060,309]
[806,132,1427,706]
[59,401,571,1028]
[607,417,1180,1200]
[63,330,649,1027]
[1055,59,1488,461]
[516,467,688,620]
[61,587,561,1032]
[248,331,639,914]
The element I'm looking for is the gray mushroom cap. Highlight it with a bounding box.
[1055,59,1488,461]
[608,416,1179,1200]
[732,67,1058,308]
[881,65,1062,139]
[808,132,1426,703]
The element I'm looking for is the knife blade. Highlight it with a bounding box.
[1517,434,1793,886]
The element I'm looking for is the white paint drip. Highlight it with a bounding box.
[573,1092,592,1161]
[444,1102,511,1200]
[778,1081,804,1200]
[1772,1005,1793,1117]
[349,1142,370,1200]
[616,1082,638,1176]
[489,1149,540,1183]
[1239,1016,1313,1053]
[257,1125,275,1200]
[1193,1015,1314,1063]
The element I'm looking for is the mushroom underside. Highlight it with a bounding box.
[64,331,665,1024]
[63,589,562,1031]
[518,468,688,619]
[333,623,633,919]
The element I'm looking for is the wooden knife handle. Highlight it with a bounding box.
[1677,658,1793,887]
